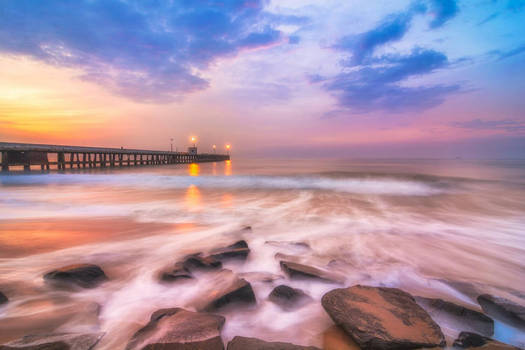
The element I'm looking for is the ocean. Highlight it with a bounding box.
[0,158,524,348]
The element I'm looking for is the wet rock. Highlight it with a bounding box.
[44,264,107,289]
[227,336,320,350]
[238,272,284,283]
[323,325,361,350]
[322,285,446,350]
[0,332,104,350]
[452,332,519,349]
[280,260,345,284]
[477,294,525,329]
[126,308,224,350]
[193,269,256,312]
[0,291,7,305]
[209,240,250,261]
[182,254,222,271]
[160,262,193,283]
[416,296,494,336]
[268,285,310,310]
[266,241,311,251]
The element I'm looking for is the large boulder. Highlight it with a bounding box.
[322,326,361,350]
[44,264,107,289]
[160,262,193,283]
[126,308,225,350]
[227,336,320,350]
[452,332,520,349]
[0,332,104,350]
[477,294,525,329]
[0,291,7,305]
[209,240,250,261]
[182,254,222,271]
[415,296,494,336]
[192,270,256,312]
[280,261,345,284]
[321,285,446,350]
[268,285,310,310]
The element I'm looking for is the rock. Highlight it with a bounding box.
[44,264,107,289]
[126,308,224,350]
[452,332,519,349]
[477,294,525,329]
[415,296,494,336]
[321,285,446,350]
[280,260,345,284]
[192,270,256,312]
[0,332,104,350]
[227,336,320,350]
[182,254,222,271]
[268,285,310,310]
[238,272,284,283]
[265,241,310,251]
[160,262,193,283]
[323,325,361,350]
[0,291,7,305]
[209,240,250,261]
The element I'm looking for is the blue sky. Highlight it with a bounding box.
[0,0,524,157]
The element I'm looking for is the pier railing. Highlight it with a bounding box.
[0,142,230,171]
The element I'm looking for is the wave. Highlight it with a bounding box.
[0,173,444,196]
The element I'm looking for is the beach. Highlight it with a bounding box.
[0,158,524,349]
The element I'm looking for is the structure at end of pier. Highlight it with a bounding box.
[0,142,230,171]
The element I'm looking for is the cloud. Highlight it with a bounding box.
[453,119,525,132]
[491,44,525,61]
[427,0,459,28]
[334,11,415,65]
[320,48,459,112]
[0,0,286,103]
[477,12,500,26]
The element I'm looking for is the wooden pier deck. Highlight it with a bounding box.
[0,142,230,171]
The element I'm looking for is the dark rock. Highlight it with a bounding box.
[265,241,310,251]
[160,262,193,283]
[322,285,446,350]
[280,261,345,284]
[477,294,525,329]
[0,332,104,350]
[209,240,250,261]
[0,291,7,305]
[227,336,320,350]
[238,272,284,283]
[182,254,222,271]
[192,269,256,312]
[43,264,107,289]
[452,331,520,349]
[126,308,224,350]
[415,296,494,336]
[268,285,310,310]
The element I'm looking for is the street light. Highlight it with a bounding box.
[191,136,196,148]
[226,144,231,155]
[170,138,174,152]
[213,144,216,153]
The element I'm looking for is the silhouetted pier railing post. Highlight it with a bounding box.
[0,142,230,172]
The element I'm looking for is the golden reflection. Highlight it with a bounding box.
[212,162,217,176]
[185,184,201,210]
[188,163,200,176]
[224,160,232,176]
[221,193,233,207]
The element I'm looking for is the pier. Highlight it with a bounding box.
[0,142,230,171]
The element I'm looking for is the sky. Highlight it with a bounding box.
[0,0,524,158]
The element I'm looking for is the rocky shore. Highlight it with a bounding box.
[1,237,524,350]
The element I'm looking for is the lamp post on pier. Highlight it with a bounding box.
[170,138,174,152]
